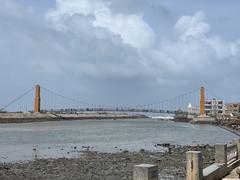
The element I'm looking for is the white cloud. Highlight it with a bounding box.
[206,37,240,60]
[93,8,155,49]
[1,0,240,107]
[48,0,107,17]
[47,0,155,49]
[175,11,210,41]
[143,11,240,87]
[176,11,239,62]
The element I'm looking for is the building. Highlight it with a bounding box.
[225,103,240,115]
[187,103,199,115]
[204,98,224,116]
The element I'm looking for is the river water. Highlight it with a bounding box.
[0,118,238,162]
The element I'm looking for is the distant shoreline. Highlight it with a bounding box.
[0,112,148,124]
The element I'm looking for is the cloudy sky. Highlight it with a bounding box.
[0,0,240,110]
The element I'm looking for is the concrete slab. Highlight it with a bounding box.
[222,166,240,180]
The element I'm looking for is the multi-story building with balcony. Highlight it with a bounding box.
[204,98,224,116]
[225,103,240,115]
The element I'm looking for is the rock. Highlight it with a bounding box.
[140,149,145,153]
[156,143,171,147]
[0,145,215,180]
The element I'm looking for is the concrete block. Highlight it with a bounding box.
[133,164,158,180]
[233,139,240,159]
[186,151,203,180]
[215,144,227,165]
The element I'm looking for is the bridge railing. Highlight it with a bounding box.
[186,138,240,180]
[227,144,238,163]
[133,138,240,180]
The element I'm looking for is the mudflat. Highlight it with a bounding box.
[0,145,214,180]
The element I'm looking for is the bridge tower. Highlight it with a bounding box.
[199,86,205,116]
[34,85,41,113]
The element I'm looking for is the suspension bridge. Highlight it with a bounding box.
[0,85,221,117]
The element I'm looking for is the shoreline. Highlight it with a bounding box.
[0,145,214,180]
[174,116,240,136]
[0,112,148,124]
[219,125,240,136]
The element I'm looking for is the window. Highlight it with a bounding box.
[205,106,211,109]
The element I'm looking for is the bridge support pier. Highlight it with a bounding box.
[34,85,41,113]
[199,86,205,116]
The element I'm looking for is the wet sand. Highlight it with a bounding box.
[0,145,214,180]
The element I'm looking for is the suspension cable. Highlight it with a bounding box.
[126,88,200,109]
[205,88,222,100]
[41,86,105,108]
[0,87,34,111]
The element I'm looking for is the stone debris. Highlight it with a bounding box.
[0,145,214,180]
